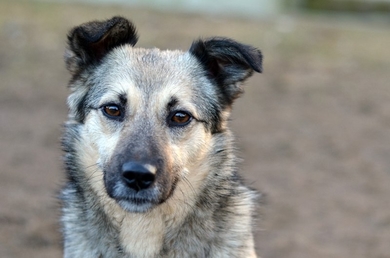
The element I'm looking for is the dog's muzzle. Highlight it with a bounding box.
[104,155,175,213]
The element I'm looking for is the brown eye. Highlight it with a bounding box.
[103,104,122,118]
[169,111,192,126]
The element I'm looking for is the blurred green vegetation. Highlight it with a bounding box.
[290,0,390,13]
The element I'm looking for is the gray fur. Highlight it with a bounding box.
[61,17,262,258]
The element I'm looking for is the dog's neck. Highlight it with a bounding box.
[98,185,199,257]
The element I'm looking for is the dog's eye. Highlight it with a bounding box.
[102,105,122,118]
[169,111,192,126]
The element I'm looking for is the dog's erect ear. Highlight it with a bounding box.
[65,16,138,74]
[189,37,262,106]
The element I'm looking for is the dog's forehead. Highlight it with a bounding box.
[97,46,200,90]
[90,45,217,117]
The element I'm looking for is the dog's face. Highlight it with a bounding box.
[74,48,222,212]
[65,17,262,213]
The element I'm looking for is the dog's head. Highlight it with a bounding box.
[65,17,262,213]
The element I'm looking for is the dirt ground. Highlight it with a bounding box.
[1,1,390,258]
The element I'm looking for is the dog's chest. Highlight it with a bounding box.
[119,213,165,257]
[117,208,215,258]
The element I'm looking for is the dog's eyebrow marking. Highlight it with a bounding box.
[119,93,127,105]
[167,96,178,111]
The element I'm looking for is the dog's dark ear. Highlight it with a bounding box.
[189,37,262,106]
[65,16,138,74]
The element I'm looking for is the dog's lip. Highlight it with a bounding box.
[111,182,177,207]
[105,174,179,207]
[116,197,157,213]
[106,186,159,204]
[116,196,156,204]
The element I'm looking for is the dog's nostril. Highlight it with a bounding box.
[122,162,156,191]
[122,171,155,190]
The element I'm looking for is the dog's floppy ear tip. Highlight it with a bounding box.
[240,45,263,74]
[252,50,263,73]
[189,37,263,78]
[65,16,138,73]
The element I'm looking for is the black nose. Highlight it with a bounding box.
[122,162,156,191]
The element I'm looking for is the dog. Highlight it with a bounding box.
[60,16,262,258]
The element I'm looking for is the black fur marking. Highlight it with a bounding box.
[75,91,89,122]
[167,96,179,111]
[189,37,262,107]
[66,16,138,74]
[61,123,84,186]
[118,93,127,106]
[208,101,224,134]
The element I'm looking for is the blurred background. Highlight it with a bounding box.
[0,0,389,257]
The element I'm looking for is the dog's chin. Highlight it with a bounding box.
[116,199,156,213]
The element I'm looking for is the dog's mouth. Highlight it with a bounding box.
[117,196,157,205]
[106,186,161,213]
[105,176,178,213]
